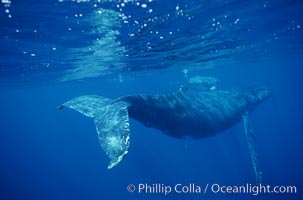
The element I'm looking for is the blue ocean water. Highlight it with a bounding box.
[0,0,303,199]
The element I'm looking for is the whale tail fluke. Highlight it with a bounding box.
[60,95,130,169]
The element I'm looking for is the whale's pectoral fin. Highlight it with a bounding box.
[61,96,130,169]
[243,113,262,183]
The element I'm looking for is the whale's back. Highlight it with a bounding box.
[121,87,271,138]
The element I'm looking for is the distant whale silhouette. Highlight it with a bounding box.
[59,77,271,183]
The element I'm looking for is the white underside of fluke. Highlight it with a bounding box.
[63,95,130,169]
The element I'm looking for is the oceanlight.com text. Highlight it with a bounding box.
[210,183,297,196]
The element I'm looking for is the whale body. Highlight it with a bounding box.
[59,81,270,182]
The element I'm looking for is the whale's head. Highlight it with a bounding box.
[255,87,272,102]
[244,87,272,112]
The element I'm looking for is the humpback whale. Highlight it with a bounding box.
[59,78,271,183]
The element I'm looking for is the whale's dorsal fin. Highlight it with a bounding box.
[61,95,130,169]
[188,76,219,91]
[179,85,191,93]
